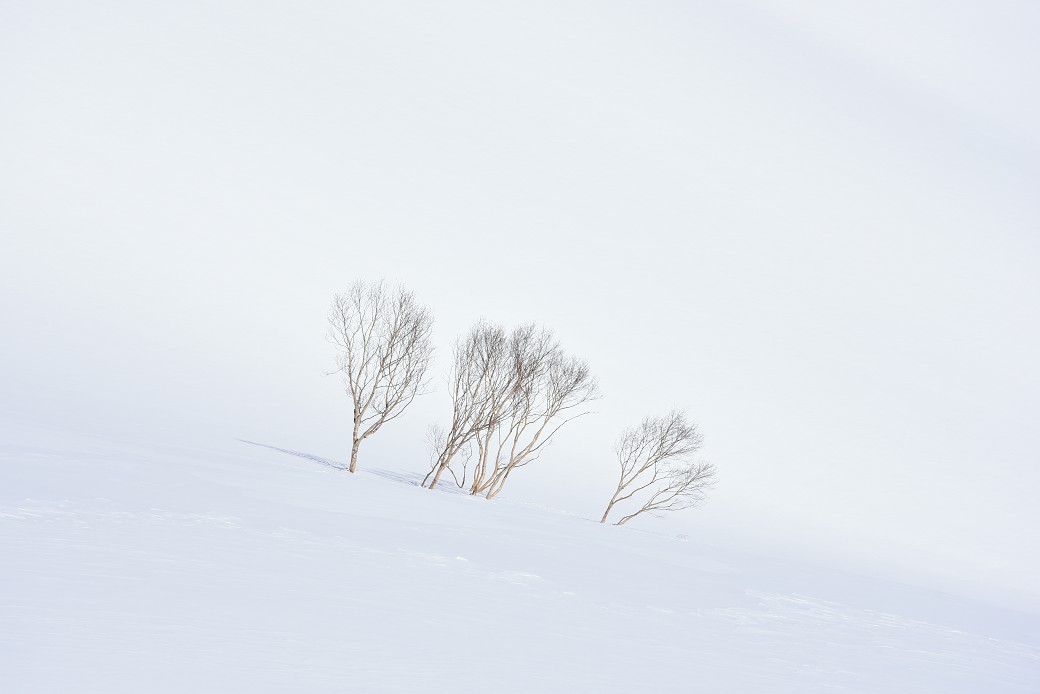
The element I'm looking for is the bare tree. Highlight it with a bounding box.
[424,322,598,497]
[600,410,717,525]
[421,321,512,490]
[328,281,434,473]
[470,329,598,500]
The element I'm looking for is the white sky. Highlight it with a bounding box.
[2,1,1038,610]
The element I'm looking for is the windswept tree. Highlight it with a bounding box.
[328,281,434,473]
[600,410,716,525]
[421,321,512,490]
[423,322,598,497]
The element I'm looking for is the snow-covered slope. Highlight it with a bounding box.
[2,422,1037,693]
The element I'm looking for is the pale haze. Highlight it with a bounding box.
[3,0,1038,620]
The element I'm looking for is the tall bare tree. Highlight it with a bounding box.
[600,410,717,525]
[424,322,598,497]
[421,321,512,490]
[328,281,434,473]
[471,331,598,500]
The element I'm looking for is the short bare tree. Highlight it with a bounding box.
[600,410,717,525]
[424,322,598,497]
[328,281,434,473]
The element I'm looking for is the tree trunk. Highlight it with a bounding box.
[485,465,514,500]
[426,447,462,489]
[427,462,446,489]
[348,437,361,473]
[600,484,624,523]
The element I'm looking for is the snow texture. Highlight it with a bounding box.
[2,422,1037,693]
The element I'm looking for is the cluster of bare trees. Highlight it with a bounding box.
[421,322,599,498]
[328,280,717,525]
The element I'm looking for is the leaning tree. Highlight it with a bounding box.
[423,322,598,498]
[600,410,717,525]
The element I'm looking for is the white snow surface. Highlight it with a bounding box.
[2,422,1037,693]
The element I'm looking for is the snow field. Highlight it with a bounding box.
[2,424,1037,693]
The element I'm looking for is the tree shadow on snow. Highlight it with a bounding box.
[236,439,348,471]
[236,439,429,488]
